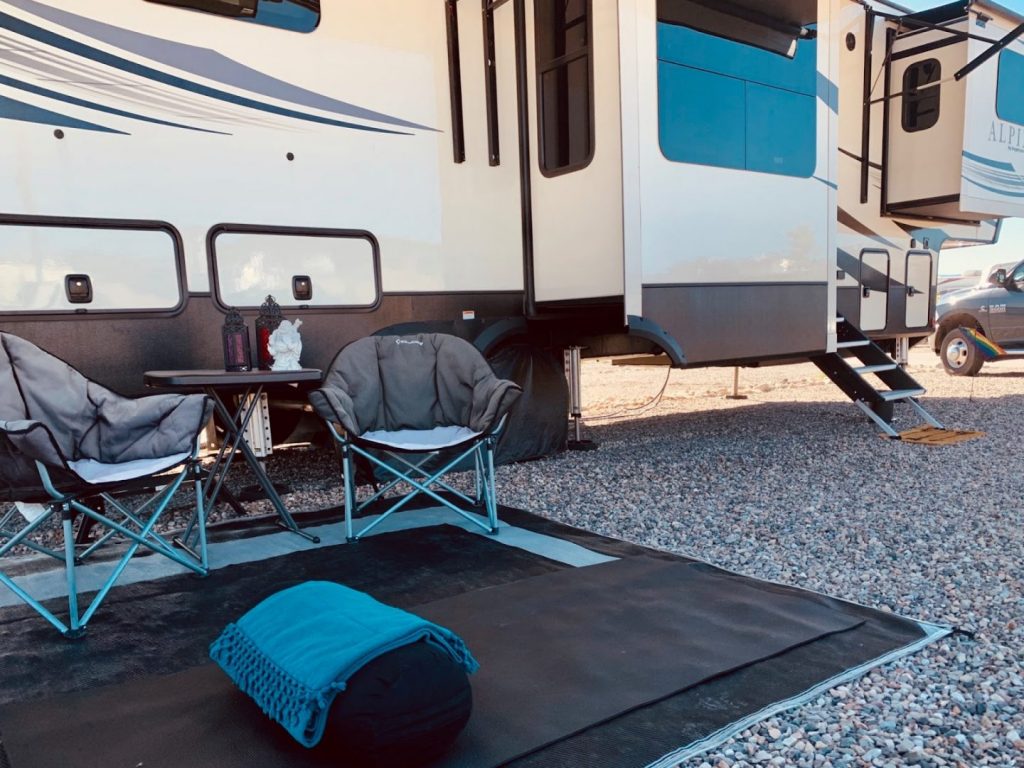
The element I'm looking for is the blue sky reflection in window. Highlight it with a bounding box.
[244,0,319,33]
[147,0,320,33]
[997,50,1024,126]
[657,0,817,178]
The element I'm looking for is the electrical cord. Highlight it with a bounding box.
[583,365,673,422]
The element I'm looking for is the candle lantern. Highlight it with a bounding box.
[222,308,252,372]
[255,294,283,370]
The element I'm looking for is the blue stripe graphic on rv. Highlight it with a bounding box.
[0,11,408,135]
[961,151,1024,197]
[0,93,122,132]
[962,150,1016,172]
[964,177,1024,198]
[4,0,432,133]
[0,73,229,134]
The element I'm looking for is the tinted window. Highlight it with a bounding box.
[997,50,1024,126]
[1013,261,1024,284]
[145,0,320,33]
[535,0,593,174]
[657,17,817,177]
[902,59,941,132]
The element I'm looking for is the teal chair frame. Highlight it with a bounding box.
[327,416,506,543]
[0,450,207,638]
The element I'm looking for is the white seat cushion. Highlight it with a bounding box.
[67,451,192,485]
[359,425,482,451]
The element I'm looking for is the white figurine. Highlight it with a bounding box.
[268,319,304,371]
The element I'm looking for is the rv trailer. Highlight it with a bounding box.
[836,0,1023,361]
[0,0,1021,438]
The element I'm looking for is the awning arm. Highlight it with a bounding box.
[954,21,1024,81]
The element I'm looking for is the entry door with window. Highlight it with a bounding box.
[526,0,623,305]
[859,249,889,331]
[904,251,932,329]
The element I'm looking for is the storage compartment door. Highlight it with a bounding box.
[210,228,380,310]
[904,251,932,329]
[860,249,889,331]
[0,221,183,313]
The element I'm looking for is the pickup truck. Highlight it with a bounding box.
[933,259,1024,375]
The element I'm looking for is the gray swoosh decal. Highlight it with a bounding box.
[0,71,228,132]
[5,0,433,132]
[0,11,404,134]
[0,40,278,127]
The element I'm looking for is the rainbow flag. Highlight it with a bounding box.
[961,327,1004,360]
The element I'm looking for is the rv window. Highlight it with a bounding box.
[997,50,1024,126]
[656,10,817,177]
[210,228,380,309]
[902,59,941,133]
[535,0,594,175]
[144,0,320,33]
[0,222,183,313]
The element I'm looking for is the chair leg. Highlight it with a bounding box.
[342,443,356,543]
[193,462,208,571]
[62,505,85,639]
[483,439,499,535]
[474,451,484,505]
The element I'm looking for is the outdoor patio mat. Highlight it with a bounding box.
[0,508,945,768]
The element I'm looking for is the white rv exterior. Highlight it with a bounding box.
[0,0,1020,397]
[835,0,1023,343]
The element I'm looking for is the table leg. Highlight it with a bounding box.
[208,386,319,544]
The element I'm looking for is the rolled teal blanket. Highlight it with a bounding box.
[209,581,479,748]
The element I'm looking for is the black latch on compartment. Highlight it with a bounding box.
[65,274,92,304]
[292,275,312,302]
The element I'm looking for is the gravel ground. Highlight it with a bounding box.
[6,345,1023,766]
[495,347,1023,768]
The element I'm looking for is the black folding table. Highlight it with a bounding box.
[144,369,322,554]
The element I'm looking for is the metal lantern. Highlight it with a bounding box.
[255,294,283,370]
[222,308,252,372]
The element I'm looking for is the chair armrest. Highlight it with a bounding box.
[308,388,360,436]
[468,378,522,434]
[91,387,213,463]
[0,420,67,469]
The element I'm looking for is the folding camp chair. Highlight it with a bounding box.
[309,334,521,542]
[0,333,212,637]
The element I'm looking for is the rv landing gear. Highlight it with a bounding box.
[566,346,597,451]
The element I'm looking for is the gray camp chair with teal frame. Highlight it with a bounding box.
[0,332,212,637]
[309,334,522,542]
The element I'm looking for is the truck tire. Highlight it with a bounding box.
[940,328,984,376]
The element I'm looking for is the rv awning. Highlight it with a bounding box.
[899,0,1024,28]
[658,0,817,57]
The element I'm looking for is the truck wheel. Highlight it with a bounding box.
[940,328,984,376]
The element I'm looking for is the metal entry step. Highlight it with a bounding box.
[812,318,942,437]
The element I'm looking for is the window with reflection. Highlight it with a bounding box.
[144,0,320,33]
[211,230,379,309]
[535,0,593,175]
[997,50,1024,125]
[902,59,941,132]
[656,0,818,178]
